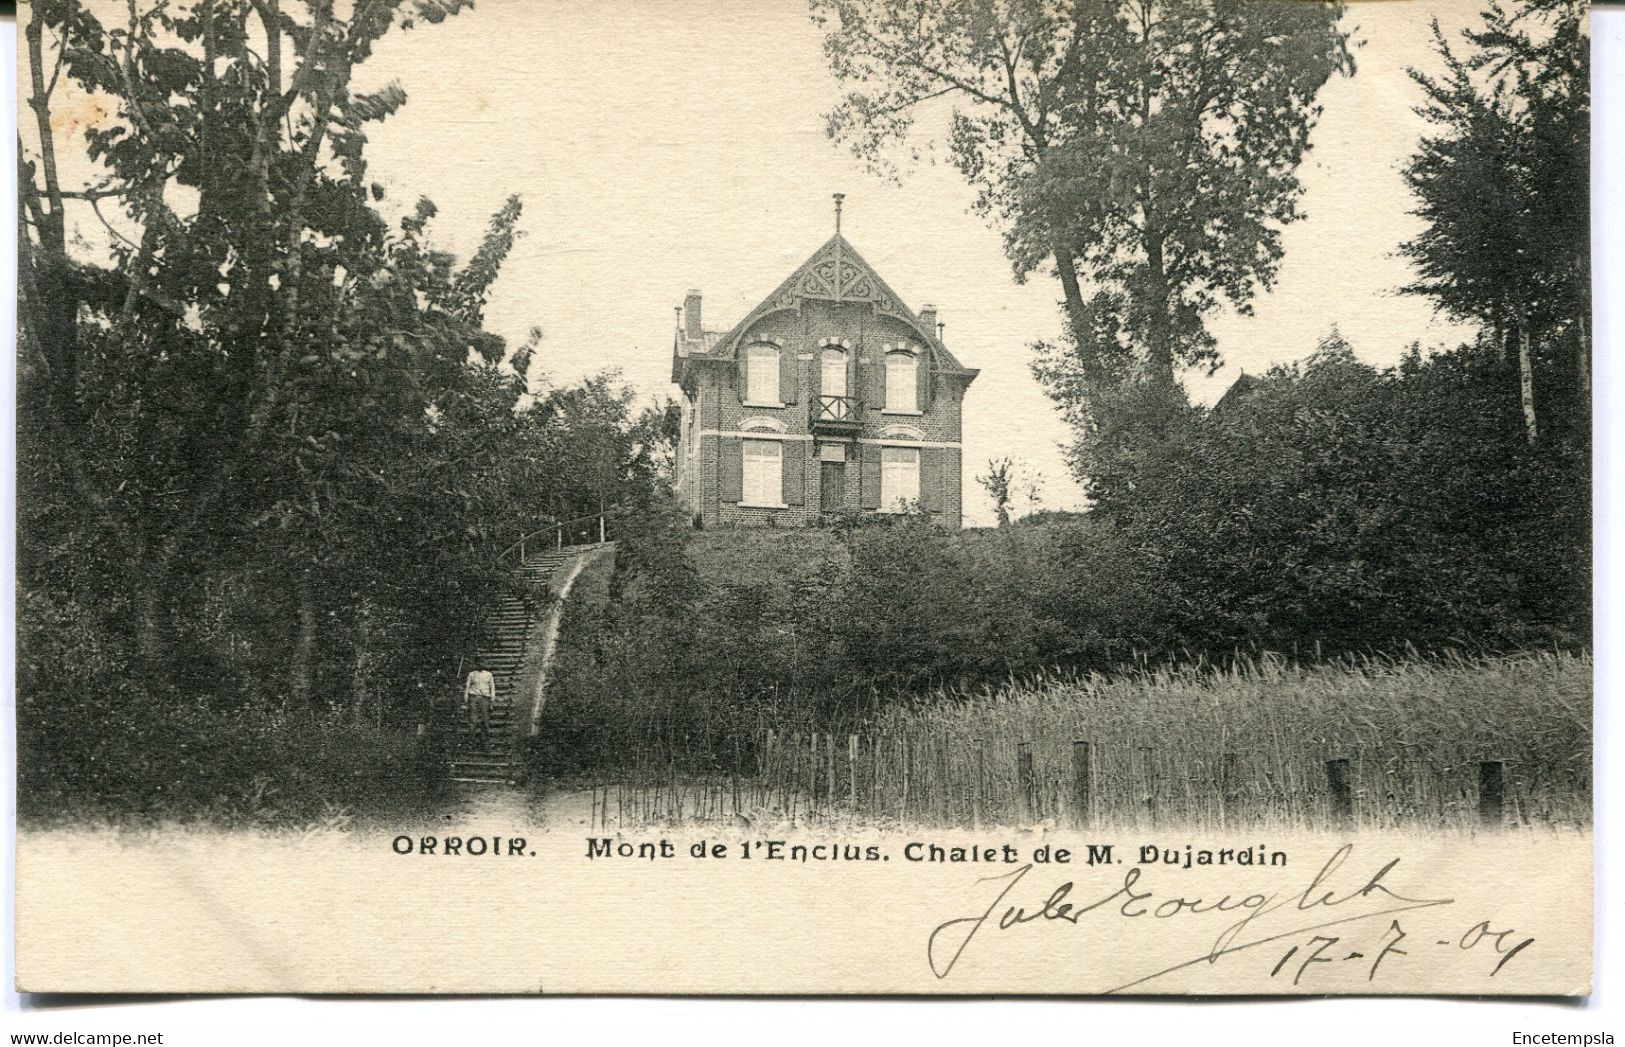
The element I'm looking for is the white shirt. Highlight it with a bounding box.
[464,669,495,698]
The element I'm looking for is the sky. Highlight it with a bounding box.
[46,0,1487,526]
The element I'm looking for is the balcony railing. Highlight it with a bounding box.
[813,395,862,425]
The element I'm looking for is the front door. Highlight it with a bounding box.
[820,461,846,512]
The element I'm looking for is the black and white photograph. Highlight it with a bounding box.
[6,0,1609,1018]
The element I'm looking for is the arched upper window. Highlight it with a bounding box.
[745,343,780,405]
[885,349,917,412]
[821,347,848,399]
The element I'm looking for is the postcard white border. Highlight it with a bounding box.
[3,6,1622,1044]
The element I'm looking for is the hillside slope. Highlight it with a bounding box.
[684,522,1072,590]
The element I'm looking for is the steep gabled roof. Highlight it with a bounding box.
[671,326,728,383]
[699,234,973,374]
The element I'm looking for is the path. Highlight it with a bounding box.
[446,542,614,784]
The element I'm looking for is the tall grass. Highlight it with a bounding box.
[857,649,1591,830]
[592,650,1590,831]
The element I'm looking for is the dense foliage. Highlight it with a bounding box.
[1400,0,1588,347]
[816,0,1352,436]
[1106,333,1588,652]
[541,324,1586,781]
[17,0,668,822]
[18,0,1590,816]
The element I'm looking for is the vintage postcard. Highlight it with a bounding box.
[13,0,1592,996]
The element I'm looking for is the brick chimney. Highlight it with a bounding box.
[684,290,703,341]
[918,304,937,337]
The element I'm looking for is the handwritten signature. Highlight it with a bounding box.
[927,844,1535,991]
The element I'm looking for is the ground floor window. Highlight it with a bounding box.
[881,445,919,510]
[743,438,782,505]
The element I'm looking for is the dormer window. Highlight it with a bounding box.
[885,349,917,412]
[745,343,780,405]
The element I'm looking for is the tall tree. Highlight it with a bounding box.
[1399,0,1589,445]
[815,0,1353,401]
[16,0,536,705]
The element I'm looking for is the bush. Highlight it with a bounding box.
[538,331,1590,782]
[1098,337,1589,654]
[18,680,444,827]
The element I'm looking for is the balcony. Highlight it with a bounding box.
[811,395,863,435]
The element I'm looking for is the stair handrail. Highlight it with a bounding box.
[445,506,627,757]
[455,504,625,696]
[496,502,630,566]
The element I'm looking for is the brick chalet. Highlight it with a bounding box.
[671,208,979,529]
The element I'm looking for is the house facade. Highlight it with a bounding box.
[671,224,978,529]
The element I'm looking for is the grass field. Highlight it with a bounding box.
[596,650,1591,831]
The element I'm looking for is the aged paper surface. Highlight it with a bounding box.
[14,0,1593,997]
[16,826,1594,995]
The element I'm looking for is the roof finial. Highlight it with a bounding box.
[833,192,845,235]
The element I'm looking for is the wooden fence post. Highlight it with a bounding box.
[1478,760,1506,828]
[1221,751,1238,829]
[804,731,816,807]
[847,734,858,807]
[1139,746,1156,826]
[1071,740,1092,829]
[786,731,797,810]
[870,733,880,810]
[1326,757,1354,828]
[972,743,985,829]
[1017,742,1036,821]
[731,735,741,814]
[826,732,837,806]
[901,735,912,821]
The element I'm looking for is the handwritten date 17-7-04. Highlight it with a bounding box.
[1271,917,1535,986]
[925,844,1512,991]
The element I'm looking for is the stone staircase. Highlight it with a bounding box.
[447,548,576,784]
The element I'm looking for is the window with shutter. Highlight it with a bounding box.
[860,443,882,509]
[745,344,780,405]
[719,437,743,503]
[782,439,806,505]
[921,448,943,512]
[885,350,917,412]
[866,350,885,412]
[916,347,932,411]
[821,348,847,398]
[779,344,798,404]
[742,439,782,506]
[880,445,920,510]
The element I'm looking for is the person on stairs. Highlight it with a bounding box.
[463,659,495,749]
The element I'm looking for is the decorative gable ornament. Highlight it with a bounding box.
[784,240,889,311]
